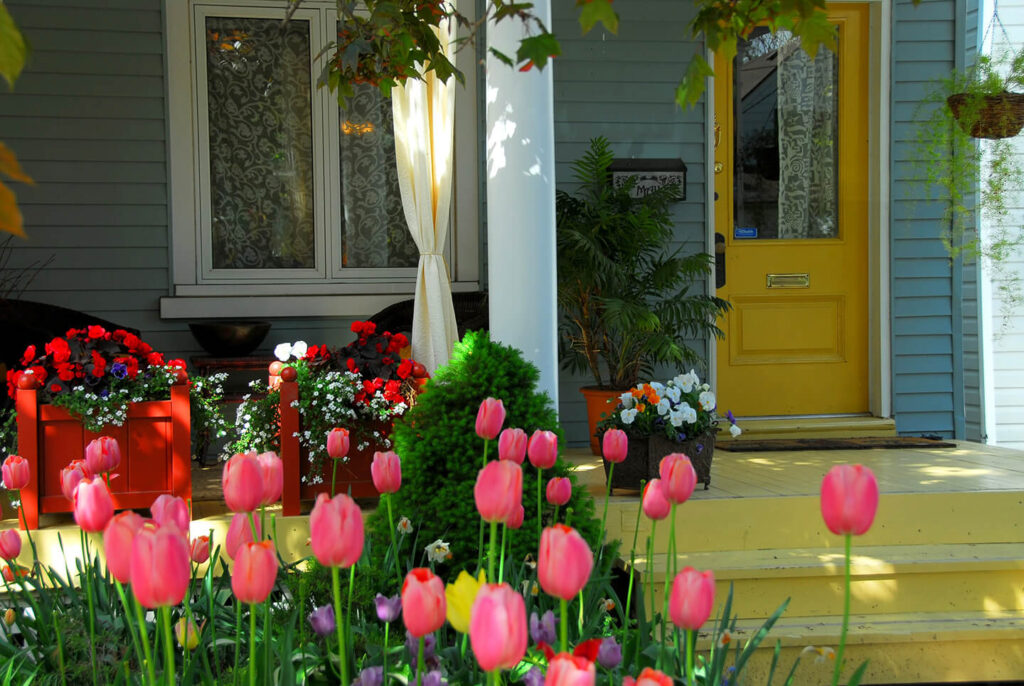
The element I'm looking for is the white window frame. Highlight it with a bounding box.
[161,0,479,319]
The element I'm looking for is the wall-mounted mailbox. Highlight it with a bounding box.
[609,158,687,201]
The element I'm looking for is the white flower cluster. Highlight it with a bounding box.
[610,369,741,439]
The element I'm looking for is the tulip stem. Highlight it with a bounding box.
[232,601,241,686]
[248,605,257,686]
[642,527,656,668]
[331,566,349,686]
[498,524,507,583]
[832,533,852,686]
[80,530,98,686]
[536,468,544,545]
[552,504,559,523]
[161,606,175,686]
[598,463,614,570]
[51,611,66,686]
[488,520,498,583]
[658,504,678,670]
[417,636,425,686]
[331,458,339,498]
[113,580,144,677]
[385,494,403,586]
[134,596,156,686]
[685,629,696,686]
[347,565,356,668]
[247,511,259,541]
[622,484,644,645]
[15,489,36,571]
[559,597,568,653]
[382,621,389,685]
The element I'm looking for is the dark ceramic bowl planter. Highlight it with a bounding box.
[189,320,271,357]
[603,430,717,492]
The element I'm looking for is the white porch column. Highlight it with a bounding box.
[485,5,559,409]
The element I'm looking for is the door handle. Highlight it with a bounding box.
[715,233,726,289]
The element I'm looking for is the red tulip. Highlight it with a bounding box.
[498,428,528,464]
[527,430,558,470]
[309,493,364,568]
[231,540,279,604]
[538,525,593,601]
[659,453,697,504]
[470,583,528,671]
[2,455,29,491]
[222,452,264,513]
[370,450,402,494]
[669,567,715,630]
[150,494,189,533]
[641,479,671,520]
[190,535,210,564]
[623,668,674,686]
[256,451,283,506]
[602,429,628,464]
[73,477,114,533]
[474,460,522,524]
[60,461,88,501]
[820,464,879,536]
[225,512,261,560]
[475,398,506,440]
[130,523,191,609]
[506,504,525,530]
[402,567,446,637]
[326,427,350,459]
[103,511,145,584]
[546,653,596,686]
[84,437,121,475]
[0,530,20,561]
[545,477,571,506]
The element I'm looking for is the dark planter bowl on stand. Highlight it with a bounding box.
[602,434,650,492]
[649,431,717,490]
[189,321,271,357]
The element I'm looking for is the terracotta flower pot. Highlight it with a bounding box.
[580,386,624,456]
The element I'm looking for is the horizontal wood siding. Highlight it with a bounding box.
[553,0,707,446]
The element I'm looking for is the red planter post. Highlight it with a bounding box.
[15,382,192,530]
[280,378,302,517]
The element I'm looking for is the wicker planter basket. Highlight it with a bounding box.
[946,91,1024,139]
[602,430,716,491]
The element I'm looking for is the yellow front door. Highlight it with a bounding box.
[714,4,869,417]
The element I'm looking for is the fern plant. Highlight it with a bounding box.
[557,136,730,389]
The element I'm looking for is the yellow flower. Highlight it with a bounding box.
[174,617,203,651]
[445,570,485,633]
[3,609,14,626]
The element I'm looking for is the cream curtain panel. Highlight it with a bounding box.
[391,17,458,373]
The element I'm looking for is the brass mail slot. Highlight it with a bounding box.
[766,273,810,289]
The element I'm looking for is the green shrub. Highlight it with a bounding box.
[374,330,602,573]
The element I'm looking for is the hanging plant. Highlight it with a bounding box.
[944,51,1024,140]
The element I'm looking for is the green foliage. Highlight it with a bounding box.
[557,137,730,390]
[378,330,602,572]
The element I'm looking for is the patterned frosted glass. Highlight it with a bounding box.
[206,17,315,270]
[338,84,419,268]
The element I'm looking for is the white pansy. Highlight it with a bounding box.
[620,408,638,425]
[619,392,634,409]
[669,409,685,427]
[699,390,716,411]
[678,371,698,393]
[665,386,681,403]
[681,403,697,424]
[730,423,742,437]
[657,398,671,416]
[701,383,710,392]
[649,382,665,394]
[292,340,308,358]
[273,342,292,362]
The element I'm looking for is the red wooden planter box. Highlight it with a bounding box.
[15,384,192,529]
[278,380,387,516]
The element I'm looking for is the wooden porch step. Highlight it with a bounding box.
[722,415,898,442]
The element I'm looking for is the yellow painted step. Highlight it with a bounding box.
[721,415,898,442]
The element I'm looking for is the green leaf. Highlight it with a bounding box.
[578,0,618,35]
[488,47,514,68]
[675,53,714,109]
[515,33,561,71]
[0,2,28,90]
[846,660,871,686]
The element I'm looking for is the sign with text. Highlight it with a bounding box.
[609,158,687,201]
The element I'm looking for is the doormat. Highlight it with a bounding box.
[717,436,957,452]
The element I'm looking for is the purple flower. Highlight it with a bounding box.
[422,671,448,686]
[696,442,704,454]
[529,610,557,645]
[352,666,383,686]
[375,593,401,622]
[111,362,128,379]
[597,636,622,669]
[405,631,439,670]
[522,667,545,686]
[307,605,335,637]
[726,410,736,424]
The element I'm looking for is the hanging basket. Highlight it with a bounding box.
[946,91,1024,139]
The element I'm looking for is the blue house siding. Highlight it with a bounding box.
[552,0,709,446]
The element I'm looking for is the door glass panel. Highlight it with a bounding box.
[733,27,839,240]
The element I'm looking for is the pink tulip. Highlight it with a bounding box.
[256,451,283,506]
[309,493,364,568]
[669,567,715,630]
[623,668,674,686]
[475,398,506,440]
[2,455,29,491]
[84,436,121,475]
[602,429,628,464]
[527,430,558,470]
[150,494,189,533]
[222,452,264,513]
[470,583,528,671]
[225,512,261,560]
[659,453,697,504]
[474,460,523,524]
[641,479,671,520]
[73,477,114,533]
[538,525,593,601]
[130,523,191,609]
[103,511,145,584]
[370,450,402,494]
[401,567,446,637]
[546,653,596,686]
[231,540,279,604]
[820,464,879,536]
[498,428,528,464]
[326,427,350,459]
[60,461,88,501]
[506,504,525,530]
[545,477,572,506]
[0,530,20,561]
[190,535,210,564]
